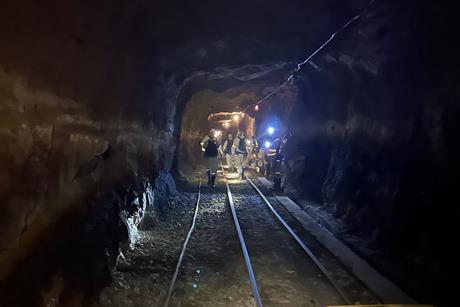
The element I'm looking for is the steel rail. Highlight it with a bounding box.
[163,177,202,307]
[220,162,264,307]
[246,177,352,305]
[226,182,264,307]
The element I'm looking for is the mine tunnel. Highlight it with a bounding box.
[0,1,458,306]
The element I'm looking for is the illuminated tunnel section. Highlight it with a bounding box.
[176,75,297,176]
[178,89,255,175]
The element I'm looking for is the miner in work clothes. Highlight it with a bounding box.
[200,130,219,187]
[234,130,248,180]
[220,133,235,172]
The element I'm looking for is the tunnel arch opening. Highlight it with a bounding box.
[172,60,357,203]
[177,88,257,176]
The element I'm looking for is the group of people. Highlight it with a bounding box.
[200,129,251,187]
[265,132,292,191]
[200,128,292,190]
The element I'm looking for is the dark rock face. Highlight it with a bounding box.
[0,0,458,305]
[0,1,177,304]
[0,174,160,305]
[283,1,460,304]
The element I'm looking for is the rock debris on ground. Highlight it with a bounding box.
[98,174,379,306]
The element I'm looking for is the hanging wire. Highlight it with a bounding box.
[242,0,375,113]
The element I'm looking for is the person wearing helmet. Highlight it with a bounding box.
[220,133,235,172]
[233,130,247,180]
[200,129,219,187]
[271,131,293,191]
[248,135,258,168]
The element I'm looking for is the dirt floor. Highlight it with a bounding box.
[97,171,379,306]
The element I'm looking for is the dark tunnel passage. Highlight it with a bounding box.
[1,0,459,306]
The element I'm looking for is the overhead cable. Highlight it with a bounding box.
[243,0,375,113]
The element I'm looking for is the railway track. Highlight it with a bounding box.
[243,177,351,304]
[163,171,377,306]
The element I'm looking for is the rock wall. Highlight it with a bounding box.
[0,62,179,303]
[0,2,179,304]
[284,1,460,304]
